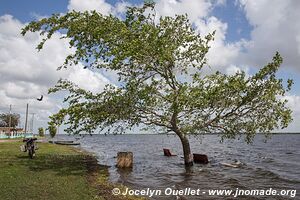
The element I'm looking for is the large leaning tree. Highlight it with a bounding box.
[22,3,293,166]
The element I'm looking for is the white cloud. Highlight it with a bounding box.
[0,15,112,131]
[68,0,113,15]
[282,95,300,132]
[142,0,242,71]
[115,1,132,14]
[230,0,300,132]
[0,15,70,88]
[226,65,249,76]
[155,0,212,22]
[1,0,299,133]
[67,0,212,23]
[68,66,111,93]
[67,0,132,17]
[237,0,300,71]
[195,16,244,69]
[65,0,241,71]
[285,95,300,114]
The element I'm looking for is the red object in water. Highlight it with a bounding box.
[193,154,209,164]
[163,148,176,157]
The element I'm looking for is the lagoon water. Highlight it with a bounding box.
[59,134,299,199]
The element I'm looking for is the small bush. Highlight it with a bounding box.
[48,125,57,138]
[38,127,44,137]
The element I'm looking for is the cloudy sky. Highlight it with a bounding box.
[0,0,299,133]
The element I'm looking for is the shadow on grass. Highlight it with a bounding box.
[4,143,142,200]
[16,153,106,177]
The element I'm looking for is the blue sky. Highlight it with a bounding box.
[0,0,69,22]
[0,0,299,132]
[211,0,252,42]
[1,0,252,41]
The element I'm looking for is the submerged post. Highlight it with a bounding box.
[116,152,133,168]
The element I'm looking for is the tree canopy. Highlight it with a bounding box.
[38,127,45,137]
[0,113,20,128]
[48,125,57,138]
[22,3,293,165]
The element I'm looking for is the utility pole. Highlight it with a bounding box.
[24,104,29,134]
[31,113,35,134]
[8,104,12,128]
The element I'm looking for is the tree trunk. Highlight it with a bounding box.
[171,110,193,166]
[177,133,193,166]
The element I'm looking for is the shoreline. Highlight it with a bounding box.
[0,140,143,200]
[74,141,145,200]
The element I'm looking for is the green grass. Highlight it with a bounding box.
[0,142,143,200]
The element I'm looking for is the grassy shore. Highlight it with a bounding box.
[0,141,142,200]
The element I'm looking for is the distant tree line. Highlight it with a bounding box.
[0,113,20,127]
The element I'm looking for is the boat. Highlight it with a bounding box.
[55,141,80,145]
[49,140,80,145]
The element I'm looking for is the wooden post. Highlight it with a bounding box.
[116,152,133,168]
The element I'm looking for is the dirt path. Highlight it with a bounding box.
[0,139,20,143]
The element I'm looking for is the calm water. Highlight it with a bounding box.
[57,134,300,199]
